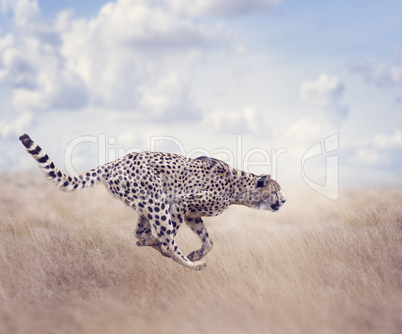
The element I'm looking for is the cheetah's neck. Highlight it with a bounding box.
[229,169,260,207]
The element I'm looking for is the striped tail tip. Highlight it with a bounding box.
[19,134,34,149]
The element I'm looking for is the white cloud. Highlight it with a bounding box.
[58,0,227,120]
[0,1,88,111]
[301,74,343,107]
[284,118,334,143]
[354,148,379,165]
[0,0,233,120]
[349,130,402,169]
[373,130,402,149]
[10,0,41,28]
[204,106,265,135]
[0,111,33,138]
[171,0,281,17]
[300,74,349,123]
[348,59,402,87]
[0,35,37,89]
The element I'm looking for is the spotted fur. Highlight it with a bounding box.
[19,134,285,271]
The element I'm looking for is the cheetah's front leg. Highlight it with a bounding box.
[147,203,207,271]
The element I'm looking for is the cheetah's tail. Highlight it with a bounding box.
[19,134,110,192]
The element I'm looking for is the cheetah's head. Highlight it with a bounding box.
[247,175,286,212]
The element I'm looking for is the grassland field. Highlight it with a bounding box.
[0,173,401,334]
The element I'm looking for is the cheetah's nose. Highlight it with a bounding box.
[271,203,280,211]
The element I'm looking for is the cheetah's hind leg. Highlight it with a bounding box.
[185,217,213,262]
[135,215,162,254]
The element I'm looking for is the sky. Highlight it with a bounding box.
[0,0,401,196]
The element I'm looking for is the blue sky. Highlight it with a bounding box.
[0,0,401,193]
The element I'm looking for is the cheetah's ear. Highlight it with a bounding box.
[256,174,271,188]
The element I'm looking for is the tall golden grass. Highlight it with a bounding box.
[0,172,401,334]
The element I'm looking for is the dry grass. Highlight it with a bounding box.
[0,172,401,334]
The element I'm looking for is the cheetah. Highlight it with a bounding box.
[19,134,286,271]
